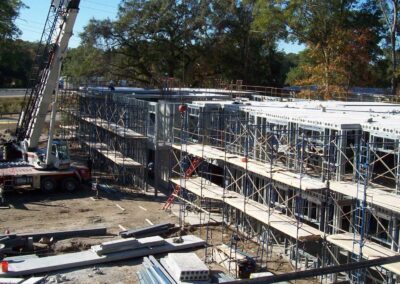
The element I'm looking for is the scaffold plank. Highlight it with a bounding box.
[327,233,400,275]
[170,177,235,200]
[329,181,400,214]
[172,144,325,191]
[83,141,142,168]
[173,143,400,214]
[170,177,323,241]
[65,111,145,139]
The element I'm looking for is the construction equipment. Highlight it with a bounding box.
[0,0,90,193]
[162,157,202,210]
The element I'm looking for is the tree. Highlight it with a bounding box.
[72,0,295,87]
[253,0,383,97]
[62,45,111,84]
[0,0,26,40]
[0,0,34,87]
[377,0,400,95]
[0,40,37,87]
[79,0,210,86]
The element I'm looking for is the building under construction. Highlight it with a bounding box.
[60,87,400,283]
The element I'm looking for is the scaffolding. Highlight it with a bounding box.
[59,87,400,283]
[167,100,400,283]
[60,90,148,191]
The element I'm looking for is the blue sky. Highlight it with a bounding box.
[17,0,120,47]
[17,0,304,53]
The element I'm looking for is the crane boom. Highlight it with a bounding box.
[0,1,91,195]
[9,0,81,170]
[17,0,80,151]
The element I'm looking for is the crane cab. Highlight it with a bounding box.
[35,139,71,170]
[50,139,71,170]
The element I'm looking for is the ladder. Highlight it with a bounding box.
[162,157,202,210]
[184,157,202,177]
[162,185,181,210]
[256,227,270,268]
[350,142,370,284]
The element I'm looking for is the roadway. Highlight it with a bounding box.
[0,88,26,98]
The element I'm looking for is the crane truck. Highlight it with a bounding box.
[0,0,91,196]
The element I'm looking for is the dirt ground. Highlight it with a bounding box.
[0,186,181,283]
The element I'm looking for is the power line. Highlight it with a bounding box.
[80,5,117,16]
[83,0,118,9]
[16,17,45,26]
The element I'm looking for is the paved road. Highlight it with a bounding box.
[0,88,26,98]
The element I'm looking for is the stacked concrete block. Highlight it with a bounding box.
[163,252,209,282]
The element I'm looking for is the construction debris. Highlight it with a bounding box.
[0,227,107,256]
[47,274,68,284]
[119,223,175,239]
[0,276,45,284]
[0,235,205,277]
[213,244,256,279]
[0,227,107,242]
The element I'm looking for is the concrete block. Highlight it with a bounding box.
[91,236,165,255]
[21,277,45,284]
[164,253,209,282]
[0,278,24,284]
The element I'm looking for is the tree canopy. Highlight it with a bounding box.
[0,0,25,40]
[0,0,35,88]
[2,0,400,95]
[64,0,298,87]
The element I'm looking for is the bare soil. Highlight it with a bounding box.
[0,186,178,283]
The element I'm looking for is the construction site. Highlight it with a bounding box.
[24,85,391,283]
[2,0,400,283]
[3,85,400,283]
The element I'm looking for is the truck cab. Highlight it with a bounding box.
[36,139,70,170]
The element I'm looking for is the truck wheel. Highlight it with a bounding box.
[41,177,56,193]
[62,177,79,192]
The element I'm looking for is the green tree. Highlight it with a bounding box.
[0,40,37,87]
[0,0,35,88]
[73,0,295,87]
[63,44,110,84]
[79,0,210,86]
[377,0,400,95]
[0,0,26,40]
[253,0,383,96]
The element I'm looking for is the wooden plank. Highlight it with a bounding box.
[329,181,400,213]
[82,116,145,139]
[170,177,322,241]
[170,177,233,201]
[83,141,142,168]
[327,233,400,275]
[66,111,145,139]
[172,143,325,191]
[173,143,400,214]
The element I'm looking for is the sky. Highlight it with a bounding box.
[17,0,305,53]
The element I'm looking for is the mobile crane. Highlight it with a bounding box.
[0,0,91,195]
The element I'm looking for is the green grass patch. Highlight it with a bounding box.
[0,97,25,115]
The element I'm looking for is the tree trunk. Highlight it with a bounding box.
[391,1,398,96]
[391,30,397,96]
